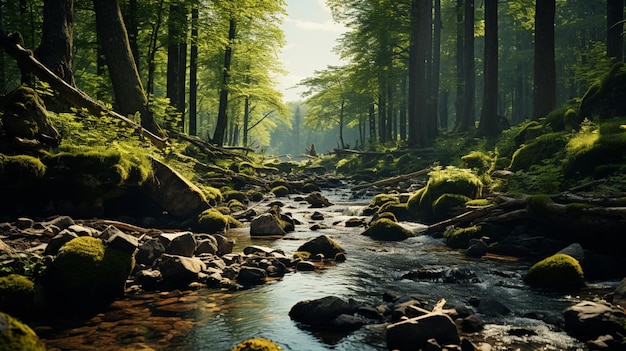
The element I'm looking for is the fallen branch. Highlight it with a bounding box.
[0,31,168,149]
[352,167,432,191]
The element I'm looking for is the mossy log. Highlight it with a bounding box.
[352,167,432,191]
[0,31,167,149]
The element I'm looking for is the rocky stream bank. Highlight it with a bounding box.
[1,182,626,351]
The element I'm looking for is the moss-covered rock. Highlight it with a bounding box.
[302,182,321,193]
[0,154,46,185]
[272,185,290,197]
[0,312,46,351]
[196,209,242,233]
[295,235,345,260]
[461,151,492,173]
[509,132,568,171]
[524,253,585,291]
[362,218,413,241]
[202,186,223,205]
[407,167,482,220]
[369,194,399,208]
[526,194,554,215]
[580,63,626,121]
[378,202,412,221]
[444,226,481,249]
[223,190,249,203]
[0,274,36,318]
[228,199,247,212]
[41,236,135,314]
[432,193,471,220]
[513,120,544,147]
[375,211,398,222]
[0,84,61,147]
[246,189,264,202]
[232,337,282,351]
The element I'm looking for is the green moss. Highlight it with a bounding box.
[272,185,290,197]
[302,182,320,193]
[246,189,264,202]
[408,167,482,220]
[42,144,152,186]
[0,312,45,351]
[293,251,311,260]
[362,218,413,241]
[580,62,626,120]
[513,120,544,146]
[461,151,492,173]
[376,211,398,222]
[232,337,282,351]
[228,199,247,212]
[432,193,471,220]
[444,225,481,249]
[565,202,594,216]
[201,186,223,205]
[0,274,36,318]
[466,199,490,207]
[196,209,229,233]
[526,194,554,215]
[524,253,585,291]
[41,236,134,314]
[295,235,345,259]
[378,202,411,221]
[509,132,568,171]
[369,194,399,208]
[223,190,248,203]
[269,179,290,190]
[0,154,46,183]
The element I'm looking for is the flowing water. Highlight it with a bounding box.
[40,187,617,351]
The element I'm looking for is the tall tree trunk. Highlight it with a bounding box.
[439,90,449,130]
[607,0,624,62]
[458,0,475,132]
[477,0,499,137]
[429,0,441,138]
[123,0,139,71]
[400,76,407,141]
[146,0,165,96]
[532,0,556,120]
[408,0,430,147]
[92,0,164,137]
[0,0,5,93]
[454,0,464,130]
[339,99,346,149]
[369,102,376,146]
[167,3,188,130]
[188,5,198,136]
[213,18,236,146]
[35,0,74,87]
[243,95,250,147]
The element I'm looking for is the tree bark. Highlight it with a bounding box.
[532,0,556,120]
[454,0,464,130]
[92,0,164,138]
[408,0,430,147]
[607,0,624,62]
[213,18,236,146]
[166,3,188,129]
[458,0,475,132]
[477,0,499,137]
[189,5,198,136]
[35,0,75,87]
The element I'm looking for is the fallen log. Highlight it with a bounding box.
[0,31,168,149]
[419,205,495,235]
[352,167,432,191]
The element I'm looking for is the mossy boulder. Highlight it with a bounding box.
[196,209,242,233]
[41,236,135,314]
[232,337,282,351]
[0,154,46,185]
[407,167,482,220]
[513,120,544,147]
[524,253,585,291]
[378,202,411,221]
[0,274,36,319]
[246,189,264,201]
[362,218,413,241]
[302,182,321,193]
[580,63,626,121]
[461,151,492,173]
[0,84,61,146]
[375,211,398,222]
[444,226,481,249]
[509,132,568,171]
[271,185,290,197]
[0,312,45,351]
[432,193,471,220]
[369,194,399,208]
[295,235,345,260]
[223,190,249,203]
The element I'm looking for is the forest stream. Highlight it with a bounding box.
[36,186,618,351]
